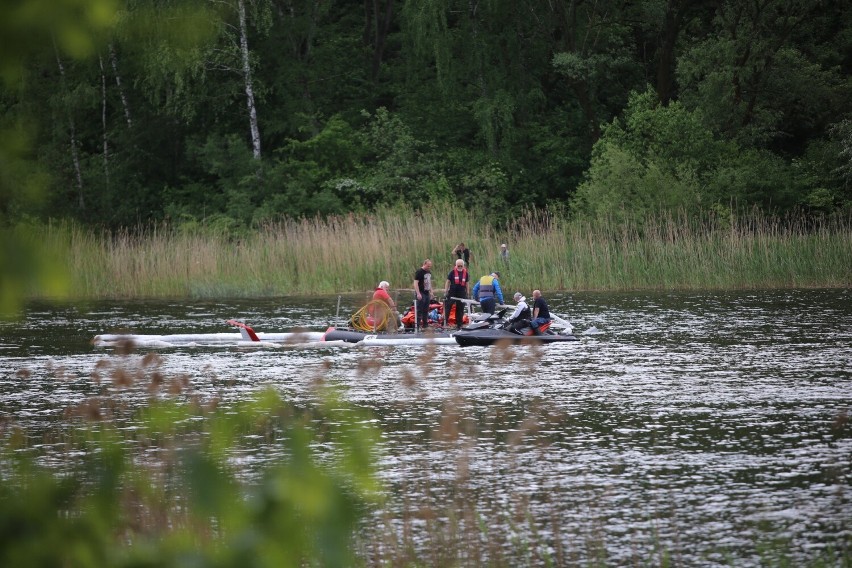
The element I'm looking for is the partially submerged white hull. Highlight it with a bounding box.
[93,331,326,348]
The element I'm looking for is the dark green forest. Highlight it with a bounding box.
[2,0,851,230]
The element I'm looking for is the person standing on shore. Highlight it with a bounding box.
[443,259,470,329]
[500,243,509,263]
[452,243,473,267]
[413,259,433,331]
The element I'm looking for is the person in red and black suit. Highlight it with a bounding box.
[443,259,469,329]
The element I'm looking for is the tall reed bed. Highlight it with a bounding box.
[34,207,852,300]
[497,208,852,293]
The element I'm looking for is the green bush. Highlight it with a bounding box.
[0,388,381,568]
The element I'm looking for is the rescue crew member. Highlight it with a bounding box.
[506,292,531,333]
[413,259,433,331]
[371,281,400,330]
[530,289,551,335]
[472,271,504,315]
[443,259,470,329]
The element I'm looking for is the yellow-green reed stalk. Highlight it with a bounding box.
[498,209,851,292]
[29,206,852,300]
[48,203,503,299]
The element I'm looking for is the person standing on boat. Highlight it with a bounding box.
[443,259,470,329]
[452,243,473,267]
[530,289,551,335]
[506,292,531,333]
[372,281,400,330]
[413,259,433,331]
[472,271,504,315]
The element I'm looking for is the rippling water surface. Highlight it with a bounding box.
[1,289,850,565]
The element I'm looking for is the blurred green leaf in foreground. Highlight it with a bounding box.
[1,0,120,317]
[0,386,382,567]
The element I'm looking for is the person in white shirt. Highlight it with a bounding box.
[506,292,530,333]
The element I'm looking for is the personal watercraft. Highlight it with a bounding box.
[452,310,578,346]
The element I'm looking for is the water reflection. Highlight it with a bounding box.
[1,289,850,565]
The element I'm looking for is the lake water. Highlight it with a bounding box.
[1,289,850,566]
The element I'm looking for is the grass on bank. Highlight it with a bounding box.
[27,205,852,300]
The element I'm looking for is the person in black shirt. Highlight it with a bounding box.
[531,289,551,335]
[412,259,433,330]
[452,242,473,266]
[443,259,470,329]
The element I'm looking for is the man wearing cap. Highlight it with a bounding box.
[500,243,509,263]
[472,271,504,315]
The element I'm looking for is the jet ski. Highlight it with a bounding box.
[453,310,578,346]
[454,327,578,346]
[322,327,456,346]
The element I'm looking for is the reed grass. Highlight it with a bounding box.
[31,205,852,300]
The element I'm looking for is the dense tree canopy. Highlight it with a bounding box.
[1,0,850,230]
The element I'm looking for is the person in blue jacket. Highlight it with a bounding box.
[472,271,504,314]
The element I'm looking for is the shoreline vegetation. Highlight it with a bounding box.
[27,204,852,301]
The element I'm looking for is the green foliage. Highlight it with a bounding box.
[0,388,381,567]
[118,1,232,120]
[270,114,364,212]
[0,0,121,316]
[0,117,50,220]
[0,0,117,86]
[800,119,852,211]
[2,0,851,242]
[573,88,812,220]
[573,89,715,220]
[573,143,697,223]
[0,223,70,317]
[675,0,848,150]
[355,107,440,207]
[707,148,801,209]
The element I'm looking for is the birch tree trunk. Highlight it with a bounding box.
[237,0,262,160]
[53,41,85,210]
[109,43,133,128]
[98,55,111,191]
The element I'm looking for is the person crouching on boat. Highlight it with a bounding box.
[506,292,531,333]
[530,290,552,335]
[473,271,504,314]
[443,258,470,330]
[371,281,400,330]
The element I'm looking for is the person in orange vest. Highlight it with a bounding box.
[443,258,470,329]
